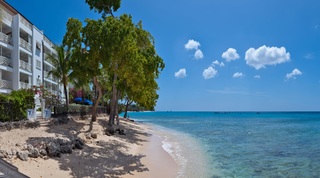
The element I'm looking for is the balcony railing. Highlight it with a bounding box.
[44,53,53,65]
[53,76,59,83]
[20,16,32,30]
[19,60,32,72]
[0,55,12,67]
[44,36,54,47]
[0,8,13,22]
[0,79,13,89]
[19,81,31,89]
[20,38,32,51]
[44,70,53,80]
[0,32,12,45]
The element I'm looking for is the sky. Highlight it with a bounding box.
[6,0,320,111]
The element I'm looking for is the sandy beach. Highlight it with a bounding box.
[0,116,178,178]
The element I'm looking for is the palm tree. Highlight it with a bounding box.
[47,45,71,112]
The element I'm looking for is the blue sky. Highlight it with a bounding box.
[7,0,320,111]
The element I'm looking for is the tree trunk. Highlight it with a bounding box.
[63,84,68,114]
[92,76,102,122]
[109,74,118,125]
[124,99,133,118]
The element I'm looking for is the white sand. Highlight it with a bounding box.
[0,116,178,178]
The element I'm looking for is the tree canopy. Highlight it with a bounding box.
[85,0,121,18]
[60,0,164,125]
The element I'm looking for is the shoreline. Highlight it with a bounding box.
[0,116,179,178]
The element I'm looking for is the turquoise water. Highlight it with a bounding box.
[124,111,320,178]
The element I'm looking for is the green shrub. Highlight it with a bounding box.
[0,89,35,122]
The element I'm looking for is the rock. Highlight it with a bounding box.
[60,145,72,154]
[28,148,40,158]
[5,122,13,131]
[17,151,29,161]
[46,141,61,157]
[25,121,40,128]
[115,128,126,135]
[57,138,71,146]
[106,127,115,135]
[73,138,84,150]
[39,149,47,156]
[51,117,70,126]
[76,138,84,146]
[0,150,7,158]
[91,133,97,139]
[26,144,34,151]
[119,130,126,135]
[10,149,18,157]
[74,142,83,149]
[85,133,92,140]
[4,149,15,159]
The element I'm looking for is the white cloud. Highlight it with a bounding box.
[203,67,217,79]
[185,39,200,50]
[194,49,204,60]
[174,68,187,79]
[304,53,315,59]
[286,68,302,79]
[245,45,290,70]
[233,72,244,78]
[254,75,261,79]
[222,48,240,62]
[212,60,225,67]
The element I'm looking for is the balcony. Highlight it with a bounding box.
[44,36,54,48]
[0,8,13,22]
[0,55,12,67]
[19,81,31,89]
[19,38,31,51]
[20,17,32,30]
[0,79,13,89]
[44,53,53,65]
[19,60,32,72]
[0,32,12,45]
[44,70,53,80]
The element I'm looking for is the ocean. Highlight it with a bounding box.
[124,111,320,178]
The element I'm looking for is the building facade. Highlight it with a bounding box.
[0,1,62,107]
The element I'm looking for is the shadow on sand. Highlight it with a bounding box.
[25,116,150,177]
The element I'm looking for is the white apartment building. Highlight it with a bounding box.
[0,1,62,103]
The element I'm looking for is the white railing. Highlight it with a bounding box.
[0,8,13,22]
[19,81,31,89]
[19,38,32,51]
[20,16,32,30]
[0,32,12,45]
[44,36,54,47]
[44,53,53,64]
[44,70,53,80]
[0,79,12,89]
[53,76,59,83]
[19,60,32,72]
[0,55,12,67]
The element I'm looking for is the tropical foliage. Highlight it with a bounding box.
[46,45,71,110]
[38,0,165,125]
[0,89,35,121]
